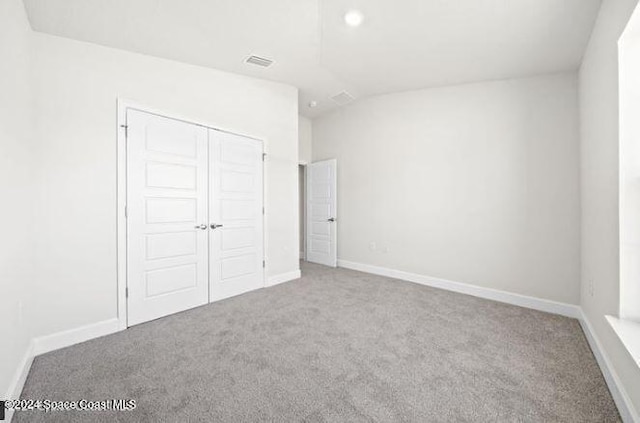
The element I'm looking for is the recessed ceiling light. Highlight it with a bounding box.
[308,101,318,108]
[344,10,364,27]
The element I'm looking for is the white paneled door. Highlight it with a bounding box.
[209,130,264,301]
[307,159,337,267]
[127,110,210,326]
[126,109,264,326]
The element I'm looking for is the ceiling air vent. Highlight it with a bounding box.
[245,55,274,68]
[331,91,355,105]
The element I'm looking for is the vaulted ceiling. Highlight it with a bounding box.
[23,0,602,118]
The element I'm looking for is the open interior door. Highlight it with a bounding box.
[306,159,337,267]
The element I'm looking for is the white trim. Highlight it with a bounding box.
[3,318,120,422]
[266,270,301,287]
[606,315,640,369]
[262,143,267,290]
[336,259,640,420]
[32,318,121,356]
[117,99,264,141]
[116,99,128,330]
[337,260,581,318]
[298,163,307,262]
[5,341,33,398]
[4,341,35,422]
[580,312,640,423]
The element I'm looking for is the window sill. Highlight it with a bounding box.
[606,315,640,369]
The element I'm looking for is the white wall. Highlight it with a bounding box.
[580,0,640,414]
[299,115,313,164]
[299,166,305,256]
[313,73,581,305]
[29,33,299,337]
[0,0,36,398]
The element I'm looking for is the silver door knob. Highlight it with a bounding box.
[210,223,224,229]
[194,224,207,230]
[328,217,336,222]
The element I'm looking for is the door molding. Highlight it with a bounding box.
[299,162,307,260]
[116,98,266,330]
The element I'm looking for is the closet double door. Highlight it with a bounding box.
[126,109,264,326]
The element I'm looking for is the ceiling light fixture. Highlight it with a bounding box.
[344,10,364,27]
[308,101,318,108]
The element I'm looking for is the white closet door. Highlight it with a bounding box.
[127,110,209,326]
[307,159,337,267]
[209,130,264,301]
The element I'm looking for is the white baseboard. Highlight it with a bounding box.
[32,318,121,356]
[337,260,581,318]
[266,269,301,287]
[3,318,121,422]
[337,259,640,420]
[4,340,35,422]
[579,312,640,423]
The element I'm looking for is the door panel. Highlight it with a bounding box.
[307,159,337,267]
[209,130,264,301]
[145,197,197,223]
[146,162,197,189]
[145,264,197,297]
[127,110,209,326]
[145,231,197,260]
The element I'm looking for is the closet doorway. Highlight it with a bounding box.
[119,106,264,327]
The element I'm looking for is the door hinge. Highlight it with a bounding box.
[262,207,265,215]
[124,205,128,218]
[262,153,266,161]
[120,124,128,138]
[263,260,266,268]
[125,287,129,298]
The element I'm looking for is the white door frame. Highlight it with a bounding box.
[116,98,266,330]
[299,161,308,261]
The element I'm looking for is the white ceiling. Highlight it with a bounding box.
[23,0,602,118]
